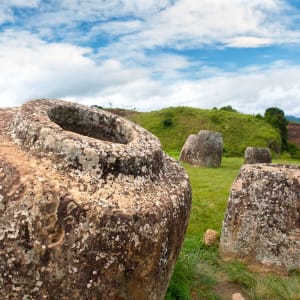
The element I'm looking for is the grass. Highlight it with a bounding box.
[166,156,300,300]
[183,157,242,237]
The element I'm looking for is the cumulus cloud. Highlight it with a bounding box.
[0,0,39,25]
[0,30,150,107]
[1,30,300,117]
[164,63,300,116]
[5,0,40,7]
[2,0,300,48]
[69,0,300,51]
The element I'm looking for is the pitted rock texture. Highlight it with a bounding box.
[179,130,223,167]
[220,164,300,273]
[244,147,272,164]
[11,100,163,178]
[0,99,191,300]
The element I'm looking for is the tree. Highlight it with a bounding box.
[219,105,237,112]
[264,107,289,151]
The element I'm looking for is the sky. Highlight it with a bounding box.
[0,0,300,116]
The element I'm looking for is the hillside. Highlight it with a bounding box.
[110,107,281,157]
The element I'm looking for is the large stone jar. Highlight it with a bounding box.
[244,147,272,164]
[179,130,223,167]
[0,99,191,300]
[220,164,300,273]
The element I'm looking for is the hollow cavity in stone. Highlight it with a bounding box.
[47,105,130,144]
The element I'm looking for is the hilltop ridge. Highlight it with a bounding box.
[107,106,281,157]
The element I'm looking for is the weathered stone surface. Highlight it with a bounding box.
[203,229,218,246]
[220,164,300,273]
[244,147,272,164]
[0,99,191,299]
[179,130,223,167]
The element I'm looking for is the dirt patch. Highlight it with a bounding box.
[193,262,247,300]
[213,281,247,300]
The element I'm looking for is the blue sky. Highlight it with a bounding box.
[1,0,300,116]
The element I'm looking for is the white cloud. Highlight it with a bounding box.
[0,6,12,25]
[93,0,300,56]
[23,0,172,30]
[1,30,300,116]
[162,63,300,116]
[226,36,274,48]
[78,61,300,116]
[0,0,39,25]
[0,30,150,107]
[5,0,40,7]
[3,0,300,50]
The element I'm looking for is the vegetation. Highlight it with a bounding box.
[264,107,289,151]
[219,105,238,113]
[166,157,300,300]
[125,106,281,157]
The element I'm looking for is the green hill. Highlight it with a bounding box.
[110,106,281,157]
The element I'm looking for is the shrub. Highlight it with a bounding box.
[219,105,237,112]
[287,143,300,159]
[162,118,173,128]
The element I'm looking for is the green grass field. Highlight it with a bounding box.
[166,157,300,300]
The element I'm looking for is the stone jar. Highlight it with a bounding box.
[220,163,300,273]
[244,147,272,164]
[0,99,191,300]
[179,130,223,167]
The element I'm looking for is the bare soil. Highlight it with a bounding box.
[213,281,247,300]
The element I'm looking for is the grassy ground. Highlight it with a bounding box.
[166,157,300,300]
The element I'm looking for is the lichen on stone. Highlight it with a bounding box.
[220,163,300,273]
[0,99,192,300]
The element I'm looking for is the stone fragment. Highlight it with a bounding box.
[0,99,192,300]
[179,130,223,167]
[232,293,246,300]
[203,229,218,246]
[244,147,272,164]
[220,164,300,273]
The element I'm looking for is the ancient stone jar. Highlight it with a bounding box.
[0,99,191,300]
[244,146,272,164]
[220,164,300,273]
[179,130,223,167]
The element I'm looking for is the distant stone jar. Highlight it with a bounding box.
[0,99,192,300]
[220,164,300,273]
[244,147,272,164]
[179,130,223,167]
